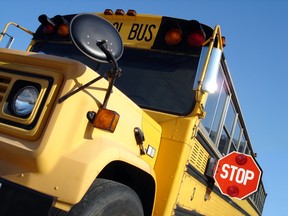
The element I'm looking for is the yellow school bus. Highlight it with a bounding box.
[0,9,266,215]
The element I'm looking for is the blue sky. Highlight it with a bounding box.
[1,1,287,215]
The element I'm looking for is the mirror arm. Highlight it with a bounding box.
[97,40,122,108]
[97,40,120,71]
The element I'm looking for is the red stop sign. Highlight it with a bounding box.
[214,151,262,200]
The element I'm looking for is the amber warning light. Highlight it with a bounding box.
[164,27,206,47]
[163,20,206,48]
[38,14,69,37]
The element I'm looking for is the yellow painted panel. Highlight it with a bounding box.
[177,173,247,216]
[98,13,162,48]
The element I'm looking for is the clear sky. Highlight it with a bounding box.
[1,1,287,215]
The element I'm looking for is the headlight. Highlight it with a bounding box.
[12,86,39,117]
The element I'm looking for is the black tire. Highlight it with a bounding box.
[49,178,144,216]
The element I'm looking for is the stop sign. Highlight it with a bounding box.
[213,151,262,200]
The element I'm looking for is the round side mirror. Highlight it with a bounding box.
[69,13,123,63]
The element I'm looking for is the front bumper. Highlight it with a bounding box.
[0,178,55,216]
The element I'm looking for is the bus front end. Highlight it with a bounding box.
[0,9,266,216]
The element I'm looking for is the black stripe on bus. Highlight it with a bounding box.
[175,206,205,216]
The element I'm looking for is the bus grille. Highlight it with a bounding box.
[189,141,209,174]
[0,75,11,103]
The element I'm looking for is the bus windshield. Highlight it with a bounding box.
[31,43,200,115]
[100,48,200,115]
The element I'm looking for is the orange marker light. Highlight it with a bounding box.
[165,28,182,46]
[93,109,120,132]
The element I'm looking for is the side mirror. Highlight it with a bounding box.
[69,13,123,63]
[65,13,124,132]
[202,47,222,93]
[195,46,222,93]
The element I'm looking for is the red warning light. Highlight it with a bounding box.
[187,30,206,47]
[38,14,56,35]
[43,25,55,35]
[235,154,248,165]
[227,185,239,197]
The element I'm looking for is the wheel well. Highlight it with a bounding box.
[97,160,155,216]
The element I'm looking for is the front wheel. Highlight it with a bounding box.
[49,178,144,216]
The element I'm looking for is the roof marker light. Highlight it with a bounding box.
[127,9,137,16]
[115,9,125,15]
[104,9,114,15]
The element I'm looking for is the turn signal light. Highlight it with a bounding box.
[87,109,120,132]
[165,28,182,46]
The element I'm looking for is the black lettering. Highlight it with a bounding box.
[128,23,157,42]
[128,24,139,40]
[145,24,156,42]
[136,24,148,41]
[113,22,123,32]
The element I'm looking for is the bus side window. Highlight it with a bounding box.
[201,68,228,144]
